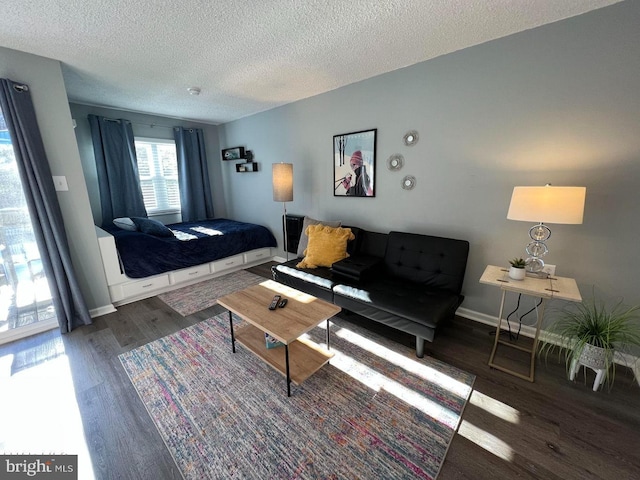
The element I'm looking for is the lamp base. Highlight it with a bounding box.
[524,223,550,272]
[526,270,550,279]
[526,256,545,273]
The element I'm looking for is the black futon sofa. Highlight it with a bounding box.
[272,227,469,357]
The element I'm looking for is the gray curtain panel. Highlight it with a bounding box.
[174,127,214,222]
[0,78,92,333]
[88,114,147,227]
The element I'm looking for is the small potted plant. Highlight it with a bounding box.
[508,257,527,280]
[539,296,640,390]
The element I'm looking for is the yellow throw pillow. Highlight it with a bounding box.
[296,224,355,269]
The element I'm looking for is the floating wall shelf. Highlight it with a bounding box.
[236,162,258,172]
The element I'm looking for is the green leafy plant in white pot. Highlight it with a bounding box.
[539,296,640,391]
[508,257,527,280]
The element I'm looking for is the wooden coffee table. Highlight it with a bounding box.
[216,280,341,396]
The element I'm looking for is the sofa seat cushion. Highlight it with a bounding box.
[330,254,382,281]
[271,262,336,302]
[333,278,461,329]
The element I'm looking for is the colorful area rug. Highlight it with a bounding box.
[157,270,264,316]
[119,314,475,479]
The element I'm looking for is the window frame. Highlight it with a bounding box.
[134,136,181,216]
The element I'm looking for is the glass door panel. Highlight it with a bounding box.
[0,110,56,339]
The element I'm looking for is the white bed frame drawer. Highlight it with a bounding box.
[211,254,244,273]
[122,275,171,298]
[243,248,270,264]
[170,265,211,284]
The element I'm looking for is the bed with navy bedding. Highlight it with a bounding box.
[104,218,277,278]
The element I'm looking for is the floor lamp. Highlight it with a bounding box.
[507,185,586,273]
[272,163,293,261]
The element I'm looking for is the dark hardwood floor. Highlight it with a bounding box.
[1,262,638,479]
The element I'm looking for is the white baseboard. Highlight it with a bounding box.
[89,304,117,318]
[455,306,640,386]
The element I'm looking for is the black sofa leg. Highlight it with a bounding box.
[415,336,425,358]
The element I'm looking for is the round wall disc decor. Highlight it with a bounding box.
[403,130,419,146]
[386,154,404,171]
[401,175,416,190]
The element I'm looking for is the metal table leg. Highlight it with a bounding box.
[326,319,331,350]
[285,344,291,397]
[229,310,236,353]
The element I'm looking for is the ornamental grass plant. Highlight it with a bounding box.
[539,295,640,390]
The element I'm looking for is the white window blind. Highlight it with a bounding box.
[134,137,180,214]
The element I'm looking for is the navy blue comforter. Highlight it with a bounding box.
[106,218,276,278]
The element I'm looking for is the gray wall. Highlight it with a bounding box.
[219,1,640,321]
[0,47,112,313]
[2,2,639,324]
[69,103,225,226]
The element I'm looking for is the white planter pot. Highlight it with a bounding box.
[579,343,610,370]
[509,266,526,280]
[570,343,612,391]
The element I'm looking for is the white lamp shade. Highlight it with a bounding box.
[507,186,586,224]
[272,163,293,202]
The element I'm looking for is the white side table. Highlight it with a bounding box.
[480,265,582,382]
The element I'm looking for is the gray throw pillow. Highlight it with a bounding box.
[131,217,174,237]
[113,217,137,231]
[296,216,341,258]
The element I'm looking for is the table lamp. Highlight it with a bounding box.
[507,185,586,273]
[272,163,293,260]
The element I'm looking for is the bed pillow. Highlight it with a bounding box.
[113,217,137,231]
[131,217,174,237]
[296,216,341,258]
[296,224,354,269]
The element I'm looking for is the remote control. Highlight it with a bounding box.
[268,295,281,310]
[278,298,288,308]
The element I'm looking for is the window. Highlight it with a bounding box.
[134,138,180,214]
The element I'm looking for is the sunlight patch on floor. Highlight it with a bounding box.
[327,348,463,429]
[301,321,471,429]
[457,419,515,461]
[468,390,520,424]
[0,350,95,479]
[332,324,472,398]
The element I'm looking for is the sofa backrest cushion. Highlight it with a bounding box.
[341,226,363,256]
[383,231,469,293]
[358,230,388,258]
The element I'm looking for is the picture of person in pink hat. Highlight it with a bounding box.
[333,129,376,197]
[340,150,372,196]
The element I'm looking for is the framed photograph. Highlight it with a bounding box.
[221,146,245,161]
[334,129,377,197]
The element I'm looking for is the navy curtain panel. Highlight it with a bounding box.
[88,114,147,227]
[174,127,214,222]
[0,78,92,333]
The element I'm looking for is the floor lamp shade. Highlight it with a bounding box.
[272,163,293,202]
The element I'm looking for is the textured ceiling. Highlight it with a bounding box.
[0,0,620,125]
